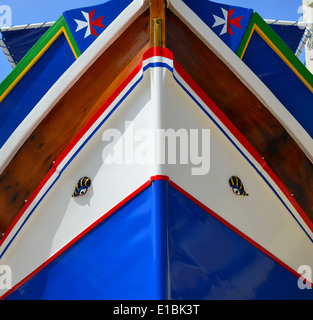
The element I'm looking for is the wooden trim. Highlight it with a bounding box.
[0,10,150,235]
[150,0,166,47]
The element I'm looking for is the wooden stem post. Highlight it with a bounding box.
[150,0,166,47]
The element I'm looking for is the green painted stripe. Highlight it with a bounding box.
[0,15,81,99]
[61,17,81,58]
[236,12,313,90]
[236,12,258,59]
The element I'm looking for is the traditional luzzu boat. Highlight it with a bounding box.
[1,0,313,300]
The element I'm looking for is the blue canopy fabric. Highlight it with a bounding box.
[1,25,51,65]
[269,23,305,53]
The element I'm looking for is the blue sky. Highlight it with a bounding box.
[0,0,304,82]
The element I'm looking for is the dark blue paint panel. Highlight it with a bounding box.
[0,33,76,148]
[181,0,253,52]
[242,31,313,138]
[168,184,313,300]
[151,179,169,299]
[63,0,133,54]
[6,184,166,300]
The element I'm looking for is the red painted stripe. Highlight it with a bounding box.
[173,58,313,235]
[53,60,144,168]
[169,179,313,288]
[0,167,56,248]
[173,59,267,168]
[143,46,174,60]
[0,55,145,248]
[150,175,170,182]
[0,179,152,300]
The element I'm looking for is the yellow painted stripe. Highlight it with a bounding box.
[240,24,313,95]
[0,26,78,103]
[63,27,79,59]
[239,25,256,60]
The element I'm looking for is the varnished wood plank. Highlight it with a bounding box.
[166,9,313,222]
[150,0,166,47]
[0,10,150,235]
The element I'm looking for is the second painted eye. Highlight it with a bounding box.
[231,186,241,195]
[72,177,91,197]
[229,176,248,196]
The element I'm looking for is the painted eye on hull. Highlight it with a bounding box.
[231,186,241,195]
[72,177,91,197]
[78,187,88,196]
[229,176,248,196]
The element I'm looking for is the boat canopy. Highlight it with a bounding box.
[0,23,53,67]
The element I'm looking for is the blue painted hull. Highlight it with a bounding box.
[5,179,313,300]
